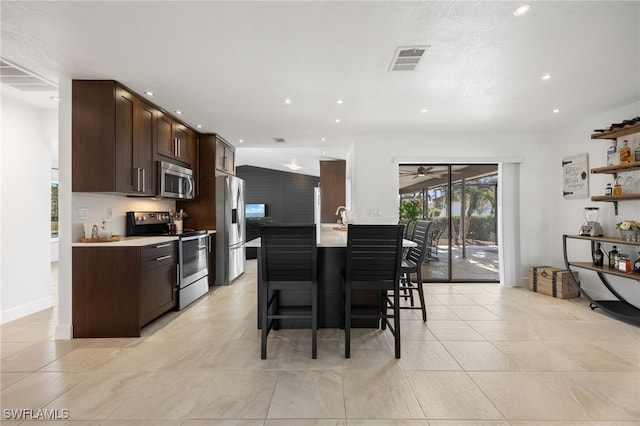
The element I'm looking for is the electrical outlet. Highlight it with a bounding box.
[107,208,113,219]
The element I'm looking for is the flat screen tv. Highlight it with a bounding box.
[245,203,266,218]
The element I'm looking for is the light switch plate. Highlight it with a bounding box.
[76,207,89,220]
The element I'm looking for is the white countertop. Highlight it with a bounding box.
[72,229,216,247]
[72,235,179,247]
[246,225,417,248]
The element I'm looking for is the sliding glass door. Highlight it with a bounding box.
[399,164,499,282]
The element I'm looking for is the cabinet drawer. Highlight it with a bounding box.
[141,242,177,270]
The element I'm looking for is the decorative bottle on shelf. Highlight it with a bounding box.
[605,183,613,196]
[607,140,618,165]
[613,177,623,196]
[634,252,640,273]
[619,139,631,163]
[616,251,627,271]
[608,245,618,269]
[593,243,604,267]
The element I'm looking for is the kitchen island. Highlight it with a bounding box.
[249,225,416,328]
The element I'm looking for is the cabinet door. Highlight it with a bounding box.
[187,131,198,194]
[224,145,235,174]
[140,243,177,326]
[185,128,198,169]
[140,262,177,326]
[115,87,136,193]
[72,80,117,192]
[115,88,156,195]
[137,101,156,195]
[215,137,236,175]
[157,112,176,158]
[215,137,225,172]
[174,123,189,163]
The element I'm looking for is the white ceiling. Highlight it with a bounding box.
[2,1,639,176]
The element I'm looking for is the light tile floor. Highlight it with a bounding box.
[1,260,639,425]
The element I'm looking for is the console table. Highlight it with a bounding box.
[563,234,640,325]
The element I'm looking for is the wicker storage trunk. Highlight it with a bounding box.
[528,266,580,299]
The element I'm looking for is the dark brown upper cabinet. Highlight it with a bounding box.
[215,136,236,175]
[156,111,197,169]
[72,80,155,195]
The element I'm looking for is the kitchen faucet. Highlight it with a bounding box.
[335,206,348,225]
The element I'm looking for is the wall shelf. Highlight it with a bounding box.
[591,121,640,140]
[591,161,640,175]
[589,127,640,215]
[591,194,640,202]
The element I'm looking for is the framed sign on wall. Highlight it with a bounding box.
[562,153,589,199]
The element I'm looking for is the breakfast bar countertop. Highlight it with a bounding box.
[246,224,416,248]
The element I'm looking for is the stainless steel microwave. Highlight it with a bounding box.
[158,161,194,199]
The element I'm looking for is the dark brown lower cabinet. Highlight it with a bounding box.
[140,243,178,326]
[72,241,177,338]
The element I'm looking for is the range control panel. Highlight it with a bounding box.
[132,211,171,225]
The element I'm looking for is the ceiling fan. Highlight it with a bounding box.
[398,166,443,179]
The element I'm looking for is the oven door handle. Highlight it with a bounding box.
[180,234,207,242]
[197,245,208,250]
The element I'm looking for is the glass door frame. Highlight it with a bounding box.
[399,163,500,283]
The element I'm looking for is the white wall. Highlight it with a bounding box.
[348,103,640,299]
[71,193,175,241]
[349,132,548,284]
[1,93,56,323]
[546,101,640,304]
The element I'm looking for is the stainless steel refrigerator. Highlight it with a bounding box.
[216,175,246,285]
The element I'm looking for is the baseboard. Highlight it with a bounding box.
[0,296,54,324]
[55,324,73,340]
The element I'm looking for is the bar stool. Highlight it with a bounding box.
[399,220,433,322]
[343,224,404,359]
[260,224,318,359]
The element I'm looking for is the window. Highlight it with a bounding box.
[51,182,59,238]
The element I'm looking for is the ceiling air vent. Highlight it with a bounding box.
[388,46,430,72]
[273,137,286,144]
[0,58,58,92]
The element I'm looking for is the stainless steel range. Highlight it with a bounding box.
[126,211,209,310]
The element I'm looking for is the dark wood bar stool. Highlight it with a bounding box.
[343,224,404,359]
[260,224,318,359]
[399,220,433,322]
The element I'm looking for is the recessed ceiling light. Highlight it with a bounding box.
[196,124,203,129]
[321,137,326,142]
[553,108,560,114]
[284,99,291,104]
[175,110,183,115]
[542,74,552,80]
[145,91,155,96]
[239,139,244,143]
[335,118,341,123]
[421,108,428,113]
[323,151,327,156]
[337,99,343,104]
[513,4,531,16]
